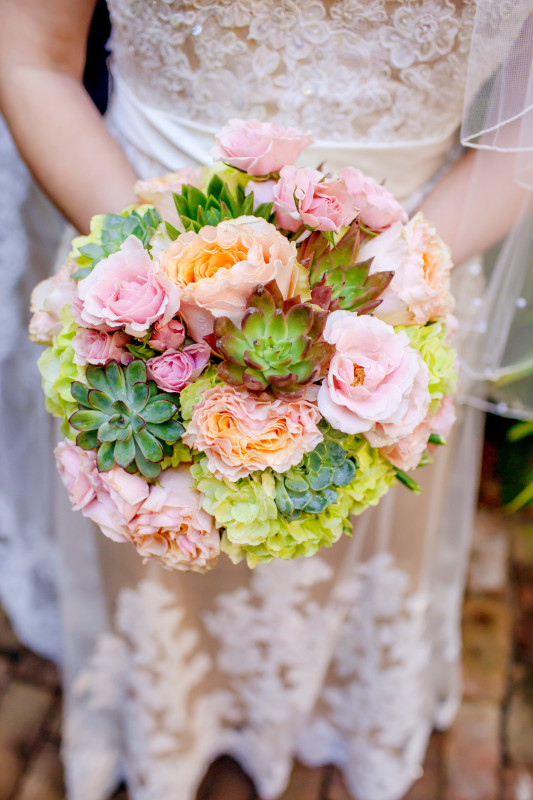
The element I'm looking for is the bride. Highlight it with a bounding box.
[0,2,532,799]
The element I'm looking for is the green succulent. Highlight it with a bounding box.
[214,279,334,393]
[69,359,184,479]
[298,226,393,314]
[274,440,357,520]
[172,173,274,234]
[72,207,162,279]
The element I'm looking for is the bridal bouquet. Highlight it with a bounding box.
[30,119,457,572]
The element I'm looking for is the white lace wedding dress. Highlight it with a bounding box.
[2,2,531,800]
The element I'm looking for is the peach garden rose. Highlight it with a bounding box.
[130,468,220,572]
[359,211,454,326]
[157,216,305,341]
[182,385,323,481]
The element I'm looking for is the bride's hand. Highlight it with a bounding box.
[0,0,138,232]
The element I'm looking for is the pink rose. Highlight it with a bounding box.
[157,216,304,341]
[76,236,180,336]
[429,395,456,441]
[55,441,100,511]
[134,167,203,226]
[148,319,186,351]
[55,441,149,543]
[380,421,431,471]
[131,468,219,572]
[211,118,313,176]
[273,166,357,232]
[339,167,407,232]
[182,385,323,480]
[317,311,430,443]
[72,328,132,366]
[29,261,77,344]
[380,395,456,470]
[359,212,454,326]
[146,343,211,392]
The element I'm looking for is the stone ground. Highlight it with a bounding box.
[1,444,532,800]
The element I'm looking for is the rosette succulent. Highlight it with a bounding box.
[72,207,162,279]
[214,279,334,393]
[274,440,357,519]
[69,359,184,479]
[172,173,274,234]
[299,226,394,314]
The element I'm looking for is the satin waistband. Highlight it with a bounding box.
[107,71,460,203]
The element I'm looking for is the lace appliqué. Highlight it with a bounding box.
[72,553,436,800]
[106,0,476,144]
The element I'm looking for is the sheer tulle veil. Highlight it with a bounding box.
[457,0,533,418]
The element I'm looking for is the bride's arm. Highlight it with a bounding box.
[422,146,531,265]
[0,0,137,233]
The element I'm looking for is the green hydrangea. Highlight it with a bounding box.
[179,366,222,420]
[190,433,396,567]
[69,214,106,261]
[398,321,457,411]
[37,308,86,436]
[160,441,194,470]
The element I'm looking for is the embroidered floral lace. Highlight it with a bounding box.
[107,0,476,142]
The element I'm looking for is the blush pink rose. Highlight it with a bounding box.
[317,311,430,442]
[380,395,456,470]
[29,261,77,344]
[146,343,211,392]
[72,329,132,366]
[182,385,323,480]
[339,167,407,232]
[76,236,181,336]
[157,216,304,341]
[134,167,203,227]
[131,468,219,572]
[211,118,313,176]
[359,212,454,326]
[55,441,149,543]
[55,441,100,511]
[273,166,358,232]
[148,319,186,351]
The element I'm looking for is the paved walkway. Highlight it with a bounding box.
[0,500,531,799]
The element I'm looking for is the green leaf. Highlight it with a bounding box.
[143,400,177,424]
[79,243,107,259]
[165,221,180,241]
[125,359,147,387]
[97,421,120,443]
[130,382,149,412]
[428,433,445,445]
[134,444,162,480]
[275,481,294,516]
[307,466,333,491]
[145,419,184,441]
[305,493,329,514]
[265,309,288,340]
[71,381,91,407]
[86,365,112,395]
[253,202,274,221]
[105,361,127,400]
[285,304,313,338]
[135,428,164,462]
[114,435,136,468]
[76,430,98,450]
[332,459,356,486]
[242,308,266,343]
[285,474,309,493]
[70,409,106,431]
[394,468,421,493]
[72,265,94,280]
[87,389,115,415]
[97,441,115,472]
[207,174,224,198]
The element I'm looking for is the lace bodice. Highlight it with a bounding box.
[107,0,476,144]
